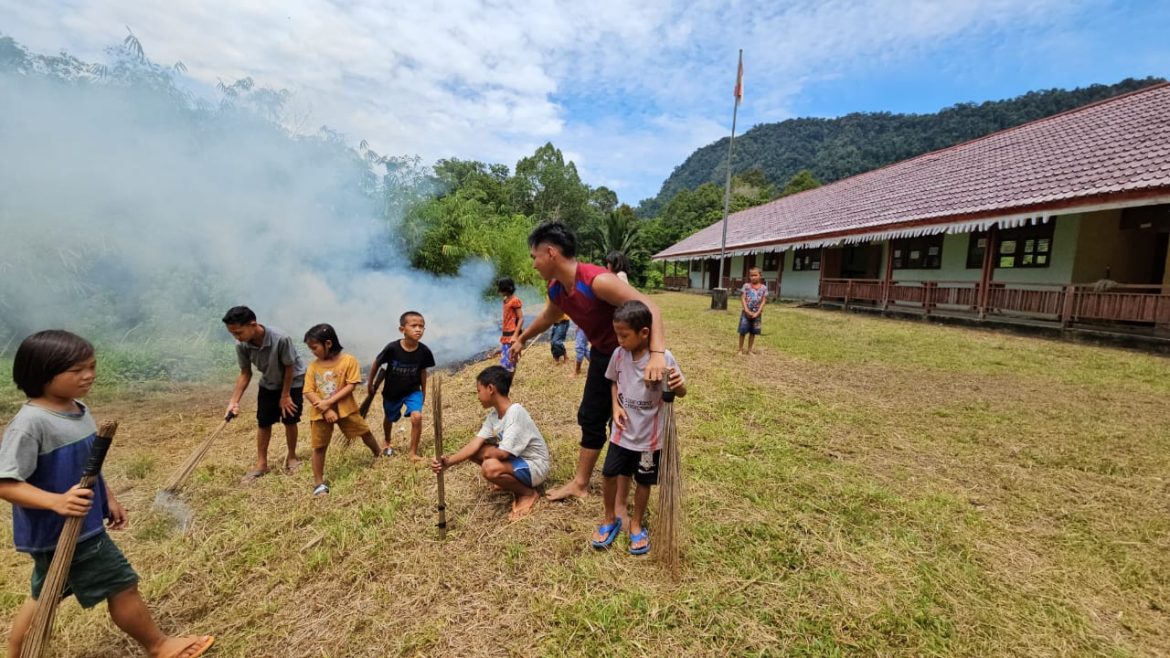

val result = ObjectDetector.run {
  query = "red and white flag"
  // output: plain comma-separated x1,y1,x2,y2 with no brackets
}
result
733,50,744,105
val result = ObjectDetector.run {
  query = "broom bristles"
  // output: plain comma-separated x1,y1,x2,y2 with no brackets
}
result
160,416,232,494
654,400,683,575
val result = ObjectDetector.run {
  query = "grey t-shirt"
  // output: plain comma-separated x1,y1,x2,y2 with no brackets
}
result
235,325,306,390
605,348,682,453
477,403,550,486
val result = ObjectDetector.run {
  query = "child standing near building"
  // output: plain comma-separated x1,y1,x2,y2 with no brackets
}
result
432,366,549,521
738,267,768,355
223,305,307,485
591,301,686,555
498,277,523,372
370,311,435,462
303,324,381,496
1,330,215,658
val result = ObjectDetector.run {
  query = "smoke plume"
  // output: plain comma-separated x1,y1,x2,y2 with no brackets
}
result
0,46,497,374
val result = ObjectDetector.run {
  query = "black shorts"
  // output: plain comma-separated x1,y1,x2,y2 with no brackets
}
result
578,348,613,450
31,533,139,608
602,442,660,486
257,385,303,428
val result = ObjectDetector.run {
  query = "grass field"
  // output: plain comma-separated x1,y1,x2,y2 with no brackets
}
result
2,292,1168,657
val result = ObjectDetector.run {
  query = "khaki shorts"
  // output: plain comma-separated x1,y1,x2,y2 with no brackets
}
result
310,414,371,449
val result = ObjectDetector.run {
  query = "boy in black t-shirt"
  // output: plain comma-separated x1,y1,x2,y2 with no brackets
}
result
369,311,435,461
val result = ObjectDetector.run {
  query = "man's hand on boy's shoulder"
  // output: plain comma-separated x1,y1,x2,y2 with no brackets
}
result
53,484,94,517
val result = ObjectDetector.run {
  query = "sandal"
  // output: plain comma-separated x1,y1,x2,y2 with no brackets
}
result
312,483,330,496
629,527,651,555
238,469,268,485
590,518,623,550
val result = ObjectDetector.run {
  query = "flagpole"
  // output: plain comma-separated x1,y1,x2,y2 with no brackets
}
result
715,49,742,309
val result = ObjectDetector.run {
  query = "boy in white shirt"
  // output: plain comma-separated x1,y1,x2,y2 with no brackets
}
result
432,366,550,521
591,300,686,555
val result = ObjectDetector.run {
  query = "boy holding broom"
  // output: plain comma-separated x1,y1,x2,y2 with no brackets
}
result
431,366,549,521
1,330,214,657
591,301,686,555
222,305,307,484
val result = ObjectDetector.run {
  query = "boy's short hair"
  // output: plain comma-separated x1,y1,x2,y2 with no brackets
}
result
527,221,577,258
476,365,513,396
613,300,652,332
748,266,762,275
222,306,257,325
605,251,629,274
399,311,424,326
12,330,96,398
496,277,516,295
303,323,343,354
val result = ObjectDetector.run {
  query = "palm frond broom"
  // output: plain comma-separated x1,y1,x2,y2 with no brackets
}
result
158,412,234,495
653,380,683,575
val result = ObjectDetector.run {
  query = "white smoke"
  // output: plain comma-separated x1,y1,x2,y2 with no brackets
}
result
0,50,498,371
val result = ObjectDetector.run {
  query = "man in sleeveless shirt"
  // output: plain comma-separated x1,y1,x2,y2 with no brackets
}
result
510,222,668,503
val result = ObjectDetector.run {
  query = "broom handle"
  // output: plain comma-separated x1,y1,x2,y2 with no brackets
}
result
359,365,386,418
161,413,234,493
433,375,447,538
22,421,118,658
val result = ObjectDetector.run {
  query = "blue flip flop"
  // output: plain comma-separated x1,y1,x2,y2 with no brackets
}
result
629,527,651,555
590,518,623,550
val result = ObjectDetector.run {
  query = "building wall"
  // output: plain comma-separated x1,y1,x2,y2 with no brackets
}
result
1072,209,1161,284
688,261,704,289
889,234,977,283
889,216,1079,286
779,251,821,299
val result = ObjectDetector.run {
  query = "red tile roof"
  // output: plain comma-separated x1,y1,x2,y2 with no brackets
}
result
655,83,1170,259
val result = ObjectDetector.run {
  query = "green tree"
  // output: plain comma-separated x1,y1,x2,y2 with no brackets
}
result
780,170,821,197
511,143,591,229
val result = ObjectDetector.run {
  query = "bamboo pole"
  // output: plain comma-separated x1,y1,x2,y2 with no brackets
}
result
21,420,118,658
159,413,234,494
433,374,447,539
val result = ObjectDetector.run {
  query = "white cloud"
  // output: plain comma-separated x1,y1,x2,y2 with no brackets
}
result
0,0,1105,201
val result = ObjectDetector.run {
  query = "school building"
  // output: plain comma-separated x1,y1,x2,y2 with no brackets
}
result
654,83,1170,338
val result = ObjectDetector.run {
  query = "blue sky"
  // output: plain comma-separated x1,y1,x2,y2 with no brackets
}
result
1,0,1167,204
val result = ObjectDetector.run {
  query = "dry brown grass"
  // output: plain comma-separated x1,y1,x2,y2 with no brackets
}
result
2,292,1169,656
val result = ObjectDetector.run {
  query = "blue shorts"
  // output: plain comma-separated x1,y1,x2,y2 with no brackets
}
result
574,327,590,362
383,390,424,422
500,342,516,371
738,311,762,336
508,456,533,487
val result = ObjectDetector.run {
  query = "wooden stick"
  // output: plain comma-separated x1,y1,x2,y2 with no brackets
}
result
358,364,387,419
21,420,118,658
160,413,234,494
433,374,447,539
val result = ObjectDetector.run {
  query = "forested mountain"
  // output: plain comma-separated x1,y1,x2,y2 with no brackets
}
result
639,77,1165,216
